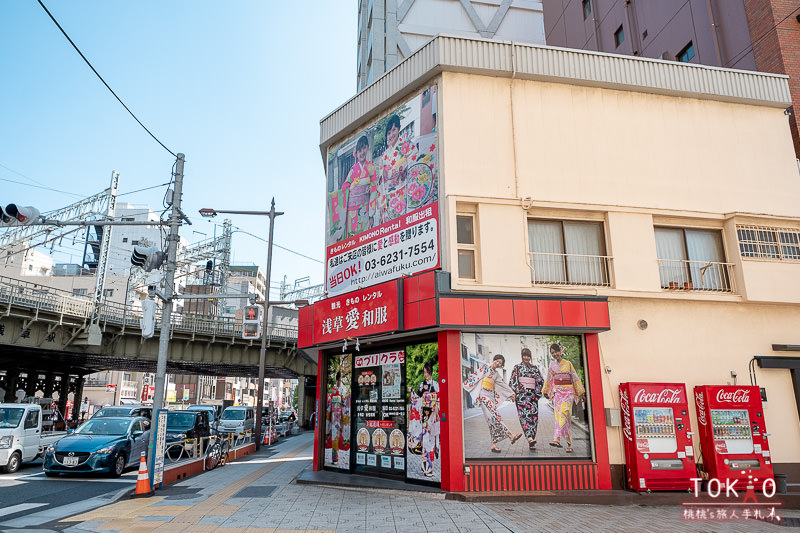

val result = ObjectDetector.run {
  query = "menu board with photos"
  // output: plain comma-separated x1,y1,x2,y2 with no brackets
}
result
353,351,407,475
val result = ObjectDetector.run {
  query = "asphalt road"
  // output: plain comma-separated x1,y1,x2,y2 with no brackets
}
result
0,457,136,530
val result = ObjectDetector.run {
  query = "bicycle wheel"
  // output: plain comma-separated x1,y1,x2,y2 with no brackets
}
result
205,442,221,470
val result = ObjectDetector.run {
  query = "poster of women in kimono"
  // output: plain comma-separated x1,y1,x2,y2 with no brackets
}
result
461,333,591,459
406,342,440,482
324,353,352,469
325,85,439,297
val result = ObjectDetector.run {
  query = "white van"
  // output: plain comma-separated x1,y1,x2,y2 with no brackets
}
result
218,406,254,435
0,403,67,473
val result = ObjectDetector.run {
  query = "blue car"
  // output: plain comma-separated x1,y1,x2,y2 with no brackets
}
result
43,416,150,477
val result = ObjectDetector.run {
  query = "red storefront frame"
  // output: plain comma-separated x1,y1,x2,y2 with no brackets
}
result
305,270,613,492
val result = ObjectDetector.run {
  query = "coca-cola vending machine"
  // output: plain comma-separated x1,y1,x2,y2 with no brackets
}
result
694,385,773,490
619,382,696,491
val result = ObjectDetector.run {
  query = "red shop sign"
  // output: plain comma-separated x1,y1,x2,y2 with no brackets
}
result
314,280,401,344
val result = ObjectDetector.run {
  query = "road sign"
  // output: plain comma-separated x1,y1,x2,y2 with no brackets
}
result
152,409,168,487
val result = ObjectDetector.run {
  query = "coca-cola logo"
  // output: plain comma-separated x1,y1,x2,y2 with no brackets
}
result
695,391,706,426
716,388,750,403
620,390,632,441
633,388,682,404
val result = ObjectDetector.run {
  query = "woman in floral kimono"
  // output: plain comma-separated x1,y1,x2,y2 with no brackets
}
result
377,114,417,223
542,344,585,453
462,354,523,453
509,348,545,450
341,135,378,236
417,363,439,476
328,372,345,464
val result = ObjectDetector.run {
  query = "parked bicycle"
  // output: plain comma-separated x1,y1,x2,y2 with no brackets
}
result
204,438,230,470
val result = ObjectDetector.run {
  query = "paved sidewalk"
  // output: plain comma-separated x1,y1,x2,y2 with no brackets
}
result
27,431,797,533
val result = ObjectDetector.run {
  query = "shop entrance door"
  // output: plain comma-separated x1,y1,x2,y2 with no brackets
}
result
352,351,407,478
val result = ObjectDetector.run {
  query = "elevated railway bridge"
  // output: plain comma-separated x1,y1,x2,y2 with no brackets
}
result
0,275,313,420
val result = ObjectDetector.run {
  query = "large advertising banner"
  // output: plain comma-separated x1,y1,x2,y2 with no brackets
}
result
461,333,590,460
324,354,352,470
406,342,440,482
326,85,439,296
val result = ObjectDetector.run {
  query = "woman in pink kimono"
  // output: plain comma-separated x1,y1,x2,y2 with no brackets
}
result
542,344,585,453
377,114,417,223
328,372,345,464
462,354,522,453
341,135,378,236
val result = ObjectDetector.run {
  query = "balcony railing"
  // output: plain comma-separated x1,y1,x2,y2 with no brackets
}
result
658,259,734,292
529,252,611,287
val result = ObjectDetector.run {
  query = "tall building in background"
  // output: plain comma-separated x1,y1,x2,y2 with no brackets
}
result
357,0,546,90
542,0,800,157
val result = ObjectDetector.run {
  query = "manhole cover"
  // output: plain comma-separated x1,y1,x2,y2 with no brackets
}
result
233,485,278,498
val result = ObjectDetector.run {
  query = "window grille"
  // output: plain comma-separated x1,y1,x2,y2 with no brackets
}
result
737,225,800,261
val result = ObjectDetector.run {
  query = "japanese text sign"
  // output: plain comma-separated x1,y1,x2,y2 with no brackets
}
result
314,280,401,344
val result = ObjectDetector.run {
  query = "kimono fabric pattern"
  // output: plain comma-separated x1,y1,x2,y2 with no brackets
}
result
509,359,544,446
378,135,417,223
342,159,377,236
543,355,585,451
463,361,518,448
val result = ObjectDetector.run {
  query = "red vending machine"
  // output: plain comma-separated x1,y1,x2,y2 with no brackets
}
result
694,385,773,490
619,382,696,491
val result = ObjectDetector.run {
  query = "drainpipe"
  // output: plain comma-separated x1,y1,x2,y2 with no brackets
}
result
705,0,724,66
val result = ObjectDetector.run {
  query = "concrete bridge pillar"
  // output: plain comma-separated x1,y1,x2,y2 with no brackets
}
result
44,372,56,398
70,376,84,422
2,371,18,403
56,374,70,419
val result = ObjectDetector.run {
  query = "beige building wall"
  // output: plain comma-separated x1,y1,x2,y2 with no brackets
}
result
439,71,800,467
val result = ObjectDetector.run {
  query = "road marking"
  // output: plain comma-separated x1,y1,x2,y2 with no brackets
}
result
0,503,47,518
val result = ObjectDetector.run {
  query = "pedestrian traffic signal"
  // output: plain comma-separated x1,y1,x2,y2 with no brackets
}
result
242,304,263,339
1,204,41,226
131,246,166,272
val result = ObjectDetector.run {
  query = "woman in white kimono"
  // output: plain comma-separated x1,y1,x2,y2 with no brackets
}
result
463,354,523,453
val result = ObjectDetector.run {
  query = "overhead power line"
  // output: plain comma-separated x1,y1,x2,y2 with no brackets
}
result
37,0,177,158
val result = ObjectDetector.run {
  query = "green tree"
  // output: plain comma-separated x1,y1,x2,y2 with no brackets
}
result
547,335,584,382
405,342,439,397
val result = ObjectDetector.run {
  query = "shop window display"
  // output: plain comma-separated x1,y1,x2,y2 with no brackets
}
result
406,342,440,482
324,353,352,469
461,333,590,459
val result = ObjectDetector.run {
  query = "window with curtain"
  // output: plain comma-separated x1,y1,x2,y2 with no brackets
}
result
655,228,729,290
527,220,607,285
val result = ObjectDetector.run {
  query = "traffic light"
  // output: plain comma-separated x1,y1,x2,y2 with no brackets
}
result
242,304,263,339
205,260,213,273
1,204,41,226
131,245,166,272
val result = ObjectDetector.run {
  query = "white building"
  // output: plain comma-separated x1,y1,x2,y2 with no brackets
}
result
357,0,545,90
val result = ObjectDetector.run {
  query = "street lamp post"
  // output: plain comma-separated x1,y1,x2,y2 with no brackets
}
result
199,199,283,449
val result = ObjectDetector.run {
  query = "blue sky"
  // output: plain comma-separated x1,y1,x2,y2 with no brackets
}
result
0,1,358,297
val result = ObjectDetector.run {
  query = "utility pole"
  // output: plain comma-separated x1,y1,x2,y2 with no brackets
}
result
147,153,186,478
255,198,282,449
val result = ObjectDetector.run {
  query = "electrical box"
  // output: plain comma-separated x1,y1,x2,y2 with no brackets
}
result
605,407,622,427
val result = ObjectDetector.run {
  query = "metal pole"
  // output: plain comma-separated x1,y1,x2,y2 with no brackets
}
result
147,153,185,477
254,198,283,449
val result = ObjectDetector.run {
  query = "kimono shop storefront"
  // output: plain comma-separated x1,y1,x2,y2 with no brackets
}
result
298,271,614,492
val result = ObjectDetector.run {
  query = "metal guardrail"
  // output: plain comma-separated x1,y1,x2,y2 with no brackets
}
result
657,259,734,292
529,252,612,287
0,275,298,341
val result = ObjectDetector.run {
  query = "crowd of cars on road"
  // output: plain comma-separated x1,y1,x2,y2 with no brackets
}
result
0,401,298,477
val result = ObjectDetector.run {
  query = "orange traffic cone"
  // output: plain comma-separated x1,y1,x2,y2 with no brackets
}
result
131,452,154,498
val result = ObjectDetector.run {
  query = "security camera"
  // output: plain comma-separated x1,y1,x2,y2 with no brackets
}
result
730,371,737,378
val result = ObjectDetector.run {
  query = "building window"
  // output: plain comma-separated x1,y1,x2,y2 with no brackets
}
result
677,41,695,63
73,288,88,296
737,225,800,261
103,289,114,297
614,25,625,47
528,220,609,286
122,238,128,243
457,214,477,280
131,240,139,245
582,0,592,19
655,227,732,291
